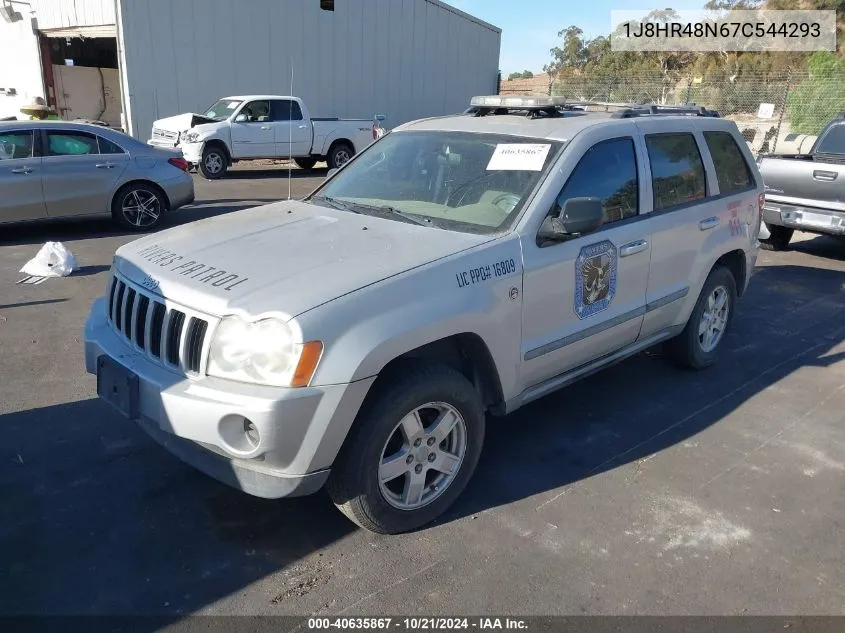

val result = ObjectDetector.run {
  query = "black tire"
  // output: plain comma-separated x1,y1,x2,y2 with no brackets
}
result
199,143,228,179
327,142,354,170
294,157,317,170
666,266,737,370
111,183,167,232
326,362,485,534
760,223,793,251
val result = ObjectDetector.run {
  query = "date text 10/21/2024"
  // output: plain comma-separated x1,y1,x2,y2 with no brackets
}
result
307,617,529,630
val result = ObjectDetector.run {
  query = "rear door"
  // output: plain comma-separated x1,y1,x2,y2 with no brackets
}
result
41,129,130,218
0,129,46,223
636,121,755,338
270,99,312,157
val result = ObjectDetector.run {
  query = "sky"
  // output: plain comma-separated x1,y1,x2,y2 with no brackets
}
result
447,0,711,74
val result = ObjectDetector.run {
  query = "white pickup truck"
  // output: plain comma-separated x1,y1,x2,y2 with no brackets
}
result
148,95,384,179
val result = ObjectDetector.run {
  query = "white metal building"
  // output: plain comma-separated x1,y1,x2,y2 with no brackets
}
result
0,0,501,138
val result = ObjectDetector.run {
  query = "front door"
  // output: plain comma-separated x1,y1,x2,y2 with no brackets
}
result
230,100,274,158
0,129,46,224
41,129,129,217
270,99,312,157
519,134,652,390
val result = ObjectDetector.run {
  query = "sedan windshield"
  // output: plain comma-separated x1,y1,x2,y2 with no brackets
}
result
203,99,243,120
310,131,563,234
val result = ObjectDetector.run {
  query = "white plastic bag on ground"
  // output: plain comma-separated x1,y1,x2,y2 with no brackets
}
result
19,241,78,278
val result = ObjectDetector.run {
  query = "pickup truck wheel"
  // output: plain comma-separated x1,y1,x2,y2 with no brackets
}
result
666,266,737,370
327,142,354,170
294,157,317,170
759,224,793,251
327,363,485,534
199,145,228,179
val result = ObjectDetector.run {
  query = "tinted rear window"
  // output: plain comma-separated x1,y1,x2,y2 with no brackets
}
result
645,133,707,210
704,131,754,194
816,124,845,155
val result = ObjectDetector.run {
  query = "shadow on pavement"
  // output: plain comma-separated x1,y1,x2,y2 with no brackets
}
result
220,167,329,181
789,234,845,262
1,262,843,618
443,263,845,522
0,298,68,310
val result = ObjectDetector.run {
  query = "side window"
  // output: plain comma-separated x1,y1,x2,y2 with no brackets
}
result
240,100,271,122
46,131,99,156
553,137,639,225
97,135,126,155
0,130,34,160
271,100,303,121
703,131,753,194
815,124,845,155
645,133,707,210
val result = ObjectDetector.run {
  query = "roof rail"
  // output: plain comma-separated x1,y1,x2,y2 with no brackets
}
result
610,105,720,119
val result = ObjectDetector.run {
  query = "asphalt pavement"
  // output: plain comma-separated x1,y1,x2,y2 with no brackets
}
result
2,166,844,618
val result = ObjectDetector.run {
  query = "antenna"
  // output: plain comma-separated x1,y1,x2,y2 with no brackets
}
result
287,63,293,201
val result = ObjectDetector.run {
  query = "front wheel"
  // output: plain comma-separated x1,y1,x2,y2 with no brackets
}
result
666,266,737,370
199,144,228,179
327,363,485,534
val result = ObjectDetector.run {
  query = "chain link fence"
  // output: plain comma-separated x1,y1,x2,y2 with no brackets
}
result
501,71,845,155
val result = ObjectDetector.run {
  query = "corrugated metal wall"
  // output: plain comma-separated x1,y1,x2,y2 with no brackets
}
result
117,0,501,139
30,0,115,30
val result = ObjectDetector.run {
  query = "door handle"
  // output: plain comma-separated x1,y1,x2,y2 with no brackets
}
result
11,166,33,174
298,125,308,129
95,163,115,169
813,170,837,181
260,126,271,130
619,239,649,257
699,216,720,231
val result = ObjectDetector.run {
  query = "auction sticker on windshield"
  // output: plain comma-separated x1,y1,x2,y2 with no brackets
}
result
486,144,551,171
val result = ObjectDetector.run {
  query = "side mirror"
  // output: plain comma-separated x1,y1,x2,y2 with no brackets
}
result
326,167,338,179
538,197,604,241
234,113,248,123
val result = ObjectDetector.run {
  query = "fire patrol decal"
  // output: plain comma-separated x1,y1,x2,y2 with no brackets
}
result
574,240,617,319
134,244,249,292
728,201,742,236
455,258,518,288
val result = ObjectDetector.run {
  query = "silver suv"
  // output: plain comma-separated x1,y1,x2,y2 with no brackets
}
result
84,97,764,534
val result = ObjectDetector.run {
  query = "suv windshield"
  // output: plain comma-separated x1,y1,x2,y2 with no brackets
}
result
203,99,243,120
310,131,563,234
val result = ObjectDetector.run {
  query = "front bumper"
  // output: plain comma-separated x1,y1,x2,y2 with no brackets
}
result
763,202,845,236
179,141,204,164
84,296,374,499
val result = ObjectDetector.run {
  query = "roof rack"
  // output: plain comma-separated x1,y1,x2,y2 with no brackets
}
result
466,96,720,119
610,105,720,118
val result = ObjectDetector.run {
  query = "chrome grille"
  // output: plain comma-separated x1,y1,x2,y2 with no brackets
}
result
106,274,211,375
152,127,178,141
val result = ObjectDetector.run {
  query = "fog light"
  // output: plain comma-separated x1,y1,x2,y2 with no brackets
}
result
244,419,260,447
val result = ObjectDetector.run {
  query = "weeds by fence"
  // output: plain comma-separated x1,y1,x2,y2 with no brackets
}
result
500,71,845,154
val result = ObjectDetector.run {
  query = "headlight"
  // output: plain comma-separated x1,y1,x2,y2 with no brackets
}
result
183,131,200,143
207,317,322,388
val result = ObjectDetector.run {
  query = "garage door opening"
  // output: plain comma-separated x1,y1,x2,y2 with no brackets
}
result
41,32,123,130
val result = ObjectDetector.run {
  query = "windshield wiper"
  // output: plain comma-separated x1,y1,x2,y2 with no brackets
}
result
350,203,432,227
310,195,360,214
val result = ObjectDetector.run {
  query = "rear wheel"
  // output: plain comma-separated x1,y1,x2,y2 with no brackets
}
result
760,224,793,251
294,157,317,170
327,142,354,170
199,144,228,179
111,183,167,231
327,363,485,534
666,266,737,370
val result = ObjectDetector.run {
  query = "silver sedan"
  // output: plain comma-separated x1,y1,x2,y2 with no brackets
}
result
0,120,194,232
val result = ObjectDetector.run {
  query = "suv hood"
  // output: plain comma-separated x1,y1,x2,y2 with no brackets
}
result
153,112,219,134
114,200,493,318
